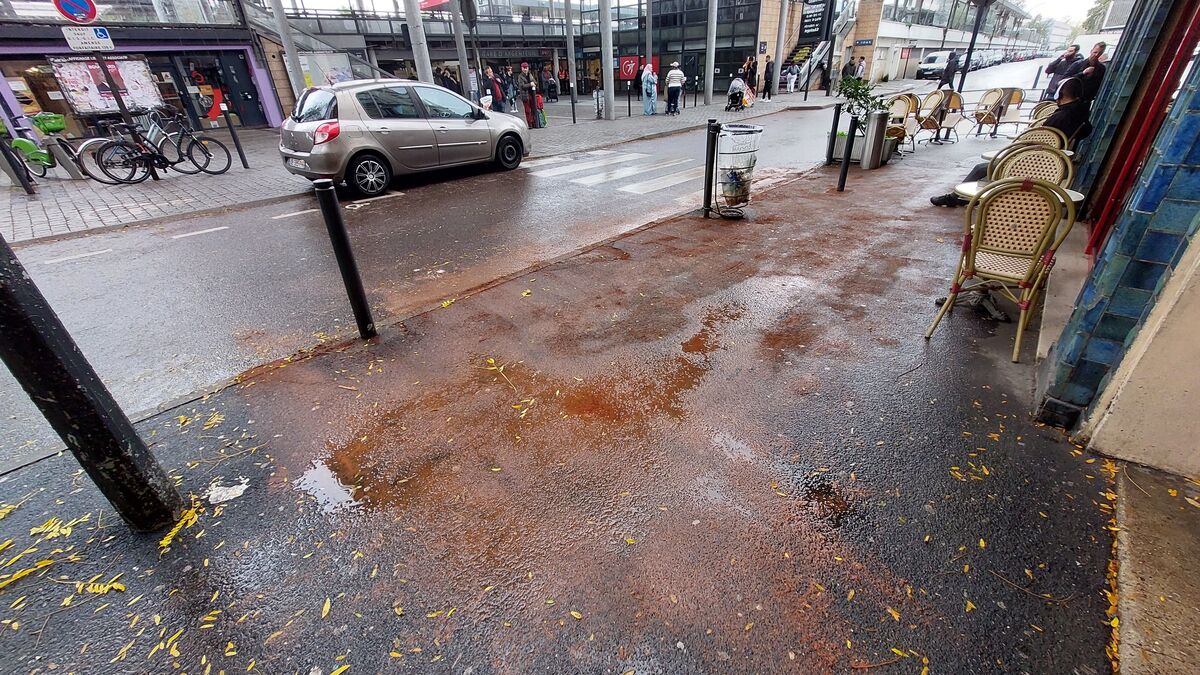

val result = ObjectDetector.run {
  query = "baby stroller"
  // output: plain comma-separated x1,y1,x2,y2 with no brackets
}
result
725,90,746,111
545,78,560,103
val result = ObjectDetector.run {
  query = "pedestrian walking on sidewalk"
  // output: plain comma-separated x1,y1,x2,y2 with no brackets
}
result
665,61,685,115
785,62,799,93
855,57,866,80
516,62,539,127
762,55,774,101
642,63,658,115
480,66,506,112
746,58,759,97
937,51,959,89
502,65,517,112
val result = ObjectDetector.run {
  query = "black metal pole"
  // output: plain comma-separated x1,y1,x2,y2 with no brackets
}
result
837,114,857,192
702,118,718,217
0,135,36,195
804,59,811,101
822,0,835,97
220,108,250,169
826,102,842,165
957,0,989,93
0,236,183,532
313,180,377,339
1031,67,1041,89
570,81,577,123
628,80,632,117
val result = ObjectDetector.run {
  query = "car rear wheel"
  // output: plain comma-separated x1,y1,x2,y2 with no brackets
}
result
346,153,391,197
494,135,522,170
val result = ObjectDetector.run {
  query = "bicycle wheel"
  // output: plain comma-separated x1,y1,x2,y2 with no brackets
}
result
158,134,202,174
188,136,231,175
18,153,47,178
71,139,121,185
95,140,149,184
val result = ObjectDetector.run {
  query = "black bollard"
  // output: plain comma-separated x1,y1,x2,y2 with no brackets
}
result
220,107,250,169
837,115,858,192
313,180,377,339
826,102,842,165
570,81,577,124
627,81,632,117
804,60,811,102
0,235,183,531
703,119,719,217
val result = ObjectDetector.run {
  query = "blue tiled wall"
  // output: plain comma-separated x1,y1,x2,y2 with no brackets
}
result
1041,55,1200,424
1073,0,1176,195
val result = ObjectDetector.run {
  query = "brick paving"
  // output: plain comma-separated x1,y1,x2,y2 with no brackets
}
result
2,91,835,244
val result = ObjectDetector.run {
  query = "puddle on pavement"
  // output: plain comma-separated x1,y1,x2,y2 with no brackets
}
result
296,460,361,513
680,304,745,355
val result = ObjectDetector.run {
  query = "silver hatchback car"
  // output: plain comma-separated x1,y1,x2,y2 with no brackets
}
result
279,79,530,196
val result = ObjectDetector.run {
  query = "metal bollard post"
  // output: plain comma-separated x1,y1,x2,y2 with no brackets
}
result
0,235,183,532
627,81,632,117
220,106,250,169
693,77,699,108
702,118,719,217
1032,67,1041,90
837,115,858,192
313,180,377,339
570,81,577,124
0,136,36,195
826,102,842,165
804,60,811,102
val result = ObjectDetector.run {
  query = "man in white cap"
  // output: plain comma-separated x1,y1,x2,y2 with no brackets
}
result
665,61,686,116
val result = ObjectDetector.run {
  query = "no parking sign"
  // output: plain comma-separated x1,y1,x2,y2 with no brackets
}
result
53,0,98,24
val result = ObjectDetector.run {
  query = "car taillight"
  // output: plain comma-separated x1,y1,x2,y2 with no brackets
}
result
313,120,340,145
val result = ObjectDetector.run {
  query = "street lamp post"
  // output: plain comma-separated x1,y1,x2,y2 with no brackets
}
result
703,0,717,104
957,0,995,93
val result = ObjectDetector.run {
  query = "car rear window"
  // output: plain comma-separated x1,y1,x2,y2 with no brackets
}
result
294,89,338,122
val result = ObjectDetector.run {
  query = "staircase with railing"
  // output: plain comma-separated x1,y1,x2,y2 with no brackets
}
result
239,0,393,80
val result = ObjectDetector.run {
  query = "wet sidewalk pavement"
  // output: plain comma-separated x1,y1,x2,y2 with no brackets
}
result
0,142,1113,672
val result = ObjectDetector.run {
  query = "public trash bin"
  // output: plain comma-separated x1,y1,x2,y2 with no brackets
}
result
714,123,764,217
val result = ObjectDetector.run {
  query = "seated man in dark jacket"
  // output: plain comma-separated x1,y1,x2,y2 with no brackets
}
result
931,78,1090,207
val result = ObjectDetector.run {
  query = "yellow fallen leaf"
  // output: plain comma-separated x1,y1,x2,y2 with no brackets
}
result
331,666,350,675
520,290,532,297
322,597,331,618
624,537,636,545
979,538,987,549
1185,497,1200,510
847,589,855,601
886,606,900,621
1167,488,1178,497
965,600,977,612
570,610,583,620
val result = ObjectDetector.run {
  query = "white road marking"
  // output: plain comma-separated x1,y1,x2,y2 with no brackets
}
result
520,156,572,169
349,191,405,204
587,150,617,155
171,226,229,239
271,208,318,220
619,166,707,194
571,158,694,186
43,249,112,265
531,153,648,177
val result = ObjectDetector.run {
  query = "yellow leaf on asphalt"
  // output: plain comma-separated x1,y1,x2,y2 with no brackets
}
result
1185,497,1200,509
979,538,987,549
847,589,855,601
570,611,583,620
886,606,900,622
624,537,636,545
331,666,349,675
965,600,977,613
521,290,532,297
322,597,331,618
1167,489,1178,497
1110,617,1120,627
393,606,404,616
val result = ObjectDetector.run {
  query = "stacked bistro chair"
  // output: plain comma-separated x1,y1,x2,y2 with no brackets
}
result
992,145,1074,187
1029,101,1057,122
972,88,1006,136
925,178,1077,362
885,95,919,153
1012,125,1069,150
916,89,948,144
938,90,966,142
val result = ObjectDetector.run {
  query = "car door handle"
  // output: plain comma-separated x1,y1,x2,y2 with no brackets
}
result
373,128,389,133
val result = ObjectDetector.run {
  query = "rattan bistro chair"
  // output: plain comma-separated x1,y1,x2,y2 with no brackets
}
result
972,88,1005,135
998,88,1026,130
1029,101,1057,122
1012,126,1069,149
993,145,1074,187
886,95,918,152
916,89,947,144
925,178,1077,362
939,91,966,142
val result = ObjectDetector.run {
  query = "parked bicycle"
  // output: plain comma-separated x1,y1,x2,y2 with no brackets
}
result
142,107,232,177
3,112,118,184
94,114,231,184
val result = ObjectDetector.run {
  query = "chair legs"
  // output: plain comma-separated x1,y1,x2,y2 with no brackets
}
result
925,276,962,339
1012,302,1032,362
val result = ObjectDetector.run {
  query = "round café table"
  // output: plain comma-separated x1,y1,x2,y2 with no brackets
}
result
954,180,1084,204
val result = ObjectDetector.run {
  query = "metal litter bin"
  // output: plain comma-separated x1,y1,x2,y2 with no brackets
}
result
714,123,763,218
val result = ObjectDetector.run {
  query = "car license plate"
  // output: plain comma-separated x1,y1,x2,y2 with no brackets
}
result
287,158,307,169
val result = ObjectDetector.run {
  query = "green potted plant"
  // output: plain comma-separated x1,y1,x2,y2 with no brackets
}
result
832,77,896,165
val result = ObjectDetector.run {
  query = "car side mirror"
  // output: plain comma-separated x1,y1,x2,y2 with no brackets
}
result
474,108,487,120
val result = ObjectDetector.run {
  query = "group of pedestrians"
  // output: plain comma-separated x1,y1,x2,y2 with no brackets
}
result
636,61,689,115
475,63,548,128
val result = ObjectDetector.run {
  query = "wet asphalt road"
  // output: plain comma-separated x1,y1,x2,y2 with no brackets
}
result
1,109,833,472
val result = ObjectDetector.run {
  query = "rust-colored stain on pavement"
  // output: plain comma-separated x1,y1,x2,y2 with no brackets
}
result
0,153,1112,673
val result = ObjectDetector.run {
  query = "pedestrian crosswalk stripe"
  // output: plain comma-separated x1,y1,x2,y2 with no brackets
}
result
619,166,707,194
520,156,572,169
571,158,694,186
530,153,648,177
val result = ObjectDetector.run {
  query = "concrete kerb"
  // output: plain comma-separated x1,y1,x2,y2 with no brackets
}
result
1,164,826,477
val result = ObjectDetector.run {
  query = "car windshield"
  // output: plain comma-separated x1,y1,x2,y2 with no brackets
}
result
293,89,337,122
923,55,944,64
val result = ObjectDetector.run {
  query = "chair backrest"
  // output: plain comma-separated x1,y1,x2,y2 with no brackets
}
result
985,142,1038,178
887,95,911,120
903,93,921,115
1031,101,1057,120
1013,126,1068,149
917,89,946,128
1008,89,1025,106
966,179,1074,279
1028,118,1046,128
944,91,965,111
994,145,1074,187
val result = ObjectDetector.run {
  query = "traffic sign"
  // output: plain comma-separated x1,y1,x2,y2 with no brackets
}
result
62,26,113,51
53,0,98,24
618,55,639,81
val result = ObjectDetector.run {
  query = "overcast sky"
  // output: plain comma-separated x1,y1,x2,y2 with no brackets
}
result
1019,0,1094,23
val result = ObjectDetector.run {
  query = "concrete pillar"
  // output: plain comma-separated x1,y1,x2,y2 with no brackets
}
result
450,0,472,89
268,0,307,97
645,0,653,68
565,0,579,103
402,0,435,83
703,0,717,104
599,0,616,119
771,0,788,96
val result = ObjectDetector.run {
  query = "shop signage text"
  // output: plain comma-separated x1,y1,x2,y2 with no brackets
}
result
53,0,98,24
854,39,874,46
62,26,113,52
800,2,825,39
